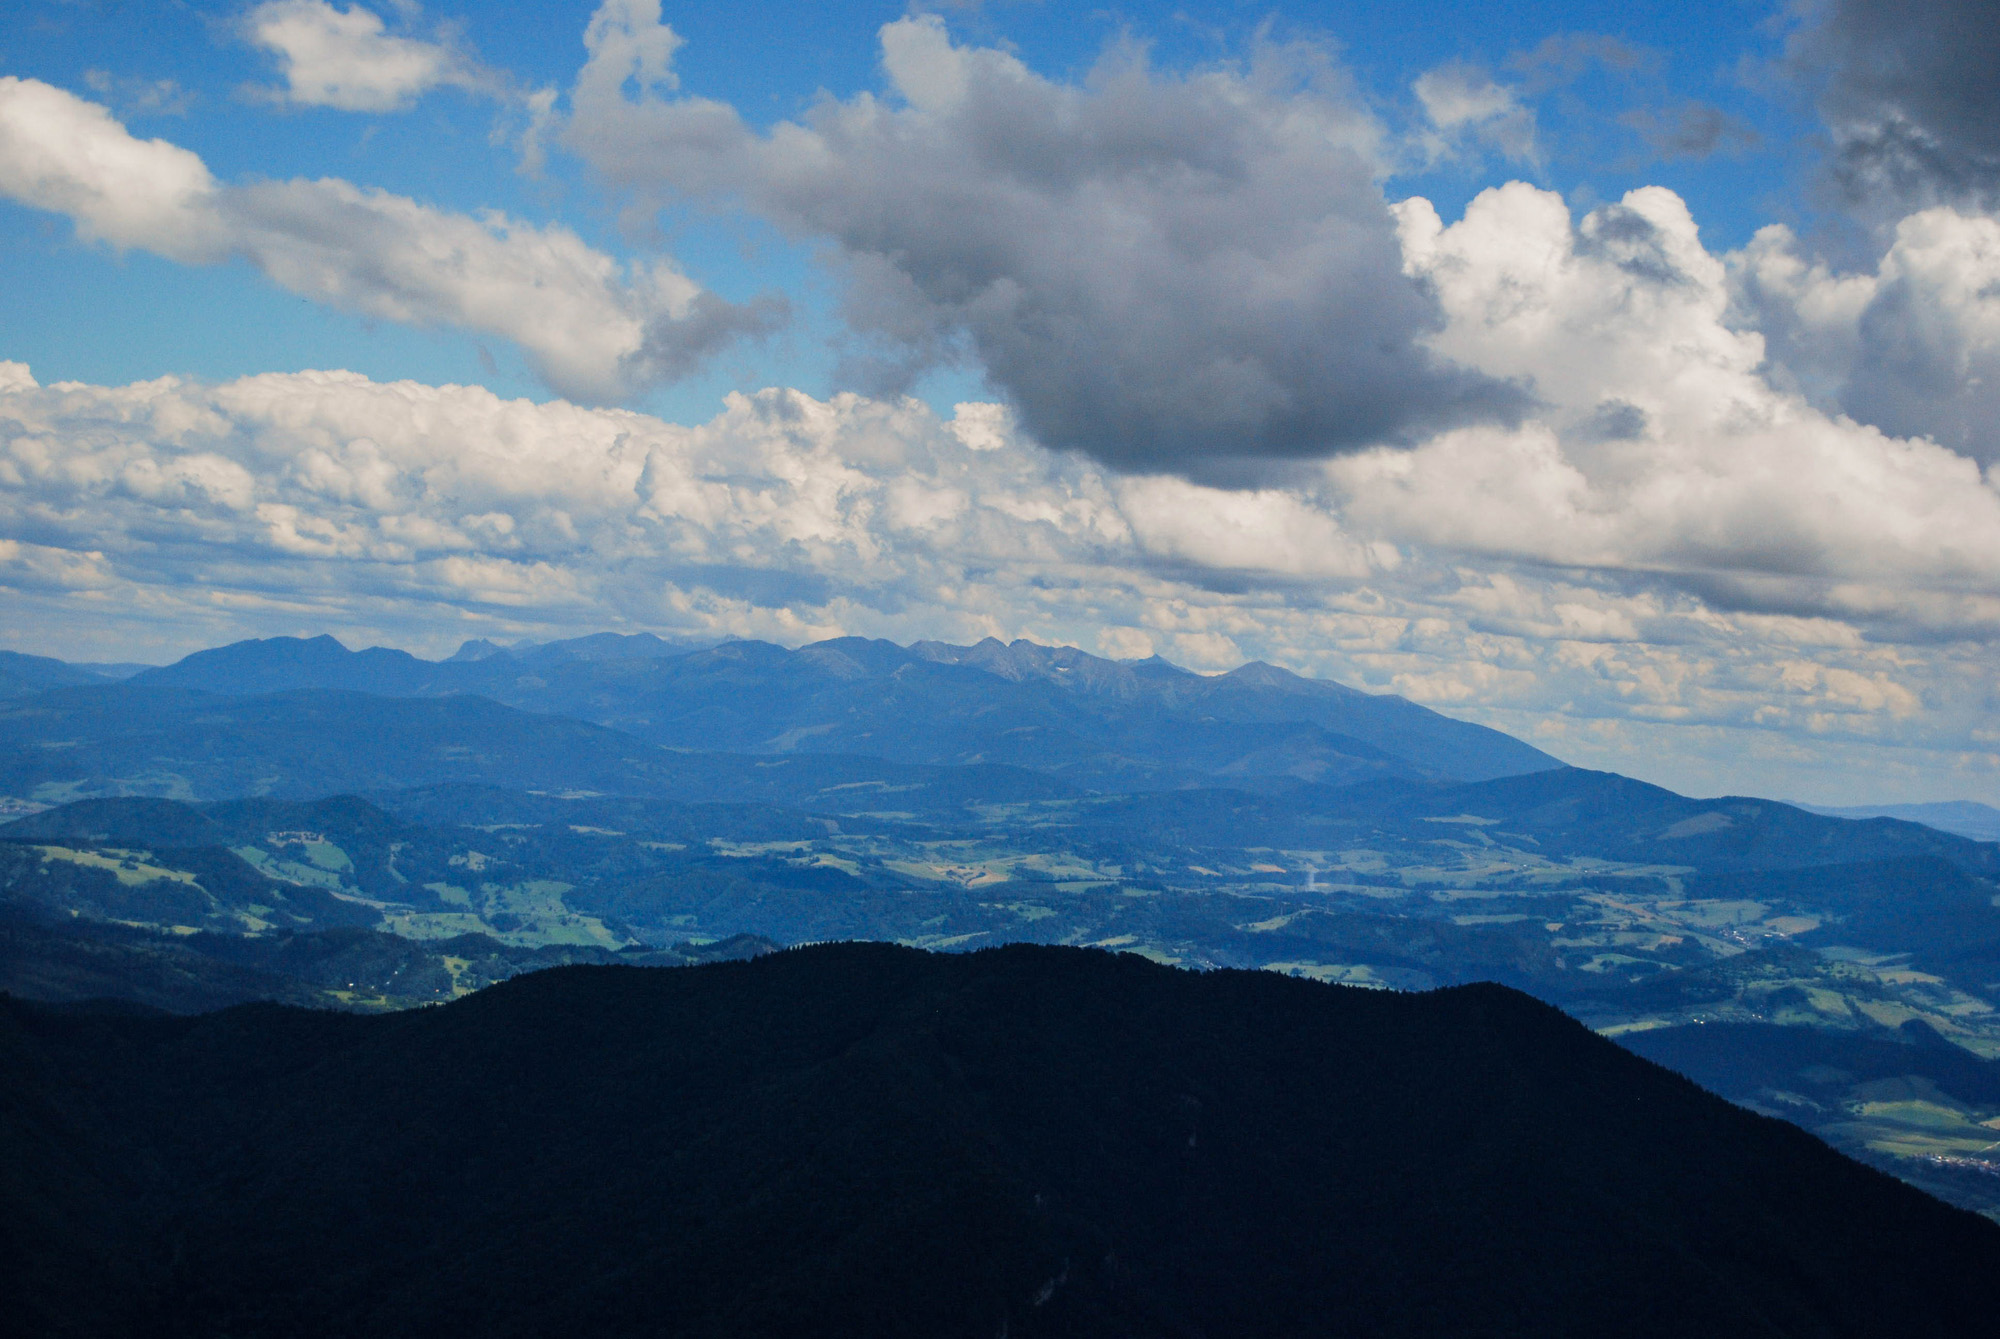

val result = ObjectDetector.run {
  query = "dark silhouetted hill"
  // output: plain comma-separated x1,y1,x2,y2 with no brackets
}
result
4,943,1996,1337
0,904,775,1014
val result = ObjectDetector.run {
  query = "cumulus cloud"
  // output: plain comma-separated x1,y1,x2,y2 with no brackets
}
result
0,76,225,262
1358,183,2000,602
1733,207,2000,464
1785,0,2000,212
0,366,1163,655
220,177,784,399
3,321,1997,801
243,0,493,112
561,3,1519,478
1114,476,1383,581
0,77,780,400
1412,63,1538,165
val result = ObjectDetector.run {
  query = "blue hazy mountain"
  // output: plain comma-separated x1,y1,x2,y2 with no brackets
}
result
1797,800,2000,844
0,686,1078,810
8,728,1998,1049
0,649,129,698
125,633,1560,786
1057,767,2000,875
4,682,1989,878
125,635,442,695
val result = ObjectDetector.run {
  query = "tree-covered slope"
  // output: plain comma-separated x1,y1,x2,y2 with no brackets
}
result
4,943,1996,1337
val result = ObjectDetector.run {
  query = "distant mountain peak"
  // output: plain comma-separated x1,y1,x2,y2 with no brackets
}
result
46,628,1562,788
132,634,433,695
0,649,107,699
449,638,511,662
911,636,1150,687
1123,655,1196,679
1222,660,1309,689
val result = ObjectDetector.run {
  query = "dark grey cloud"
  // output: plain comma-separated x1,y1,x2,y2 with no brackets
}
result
630,290,791,387
565,12,1522,481
1504,33,1651,89
1840,258,2000,464
1787,0,2000,210
1618,103,1760,161
1732,208,2000,468
1576,201,1698,286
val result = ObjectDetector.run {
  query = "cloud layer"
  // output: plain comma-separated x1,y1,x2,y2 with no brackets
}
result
5,159,1998,805
0,75,780,401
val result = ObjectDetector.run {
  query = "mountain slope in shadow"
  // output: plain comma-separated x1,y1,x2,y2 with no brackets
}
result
0,686,1076,809
126,633,1561,785
5,943,1995,1338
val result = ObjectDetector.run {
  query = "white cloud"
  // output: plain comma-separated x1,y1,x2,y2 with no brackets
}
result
244,0,486,112
1361,183,2000,596
1412,63,1537,165
0,77,778,400
0,76,225,262
1095,625,1155,660
81,70,195,119
221,177,736,400
1116,476,1381,580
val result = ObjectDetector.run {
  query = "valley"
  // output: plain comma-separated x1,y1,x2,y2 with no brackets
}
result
5,633,2000,1221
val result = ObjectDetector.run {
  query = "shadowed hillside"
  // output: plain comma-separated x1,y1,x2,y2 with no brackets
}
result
4,943,1996,1337
0,687,1077,808
125,633,1562,787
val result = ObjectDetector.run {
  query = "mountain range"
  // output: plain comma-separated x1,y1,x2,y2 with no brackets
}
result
6,630,2000,1229
116,633,1560,787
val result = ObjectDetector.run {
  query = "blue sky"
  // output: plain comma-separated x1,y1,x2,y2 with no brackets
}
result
4,0,1810,405
2,0,1998,807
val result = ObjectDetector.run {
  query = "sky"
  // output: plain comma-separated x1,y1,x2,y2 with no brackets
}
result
1,0,1998,807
